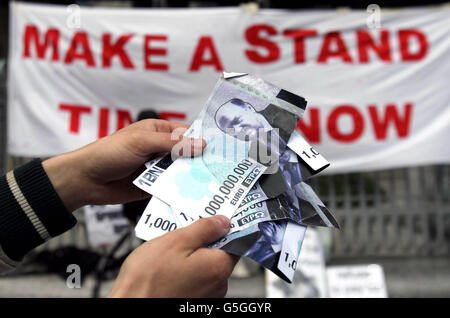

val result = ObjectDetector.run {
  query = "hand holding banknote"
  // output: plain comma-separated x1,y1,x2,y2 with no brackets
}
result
109,215,239,298
133,73,339,284
41,118,240,297
43,119,205,211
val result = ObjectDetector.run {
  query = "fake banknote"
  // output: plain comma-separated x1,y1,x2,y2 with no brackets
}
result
208,219,306,283
252,131,331,202
229,182,339,234
135,198,307,283
132,72,339,283
134,197,180,242
134,73,307,219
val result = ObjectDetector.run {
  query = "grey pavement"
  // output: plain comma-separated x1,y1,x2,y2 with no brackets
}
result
2,257,450,297
0,265,266,298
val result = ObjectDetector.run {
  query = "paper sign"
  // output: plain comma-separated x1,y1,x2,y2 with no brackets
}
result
326,264,388,298
84,204,129,248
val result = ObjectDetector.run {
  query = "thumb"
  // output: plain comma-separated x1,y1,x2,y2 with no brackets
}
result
177,216,230,252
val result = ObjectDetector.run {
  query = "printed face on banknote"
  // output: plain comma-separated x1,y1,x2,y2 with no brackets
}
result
240,221,285,267
215,98,271,140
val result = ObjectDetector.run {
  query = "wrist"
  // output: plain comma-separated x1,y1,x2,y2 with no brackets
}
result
108,257,158,297
109,272,153,298
42,152,88,212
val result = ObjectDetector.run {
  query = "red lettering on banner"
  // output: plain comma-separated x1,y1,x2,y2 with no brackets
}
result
399,30,428,61
327,105,364,142
159,111,187,121
189,36,223,71
102,34,135,69
368,103,413,140
64,32,96,67
98,107,109,138
117,110,134,130
57,102,414,144
59,103,92,134
317,32,353,63
23,25,59,61
297,108,321,143
144,35,169,71
59,104,189,136
283,29,318,64
22,25,430,67
245,24,280,63
357,30,391,63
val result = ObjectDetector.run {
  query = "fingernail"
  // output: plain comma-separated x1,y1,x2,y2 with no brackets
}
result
214,215,230,230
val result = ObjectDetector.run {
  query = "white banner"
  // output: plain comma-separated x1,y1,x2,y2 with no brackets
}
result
7,2,450,173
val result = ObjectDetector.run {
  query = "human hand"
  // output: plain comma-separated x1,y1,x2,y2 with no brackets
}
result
42,119,204,211
109,215,239,298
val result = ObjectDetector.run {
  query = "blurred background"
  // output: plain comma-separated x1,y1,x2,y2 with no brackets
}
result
0,0,449,298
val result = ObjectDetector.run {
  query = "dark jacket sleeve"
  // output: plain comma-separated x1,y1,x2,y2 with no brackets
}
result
0,159,77,273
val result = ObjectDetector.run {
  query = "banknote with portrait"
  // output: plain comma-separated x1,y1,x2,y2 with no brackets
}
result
208,219,307,283
133,73,307,220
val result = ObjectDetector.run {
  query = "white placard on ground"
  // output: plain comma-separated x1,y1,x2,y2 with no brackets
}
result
326,264,388,298
84,204,129,248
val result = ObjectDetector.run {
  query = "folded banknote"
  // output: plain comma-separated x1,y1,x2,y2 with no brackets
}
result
228,182,338,235
134,73,307,220
208,218,307,283
133,72,338,283
235,130,331,213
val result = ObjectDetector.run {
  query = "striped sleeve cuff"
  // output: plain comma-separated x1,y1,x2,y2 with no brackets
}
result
0,159,77,265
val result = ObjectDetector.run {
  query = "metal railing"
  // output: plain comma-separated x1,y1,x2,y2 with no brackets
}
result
309,165,450,258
